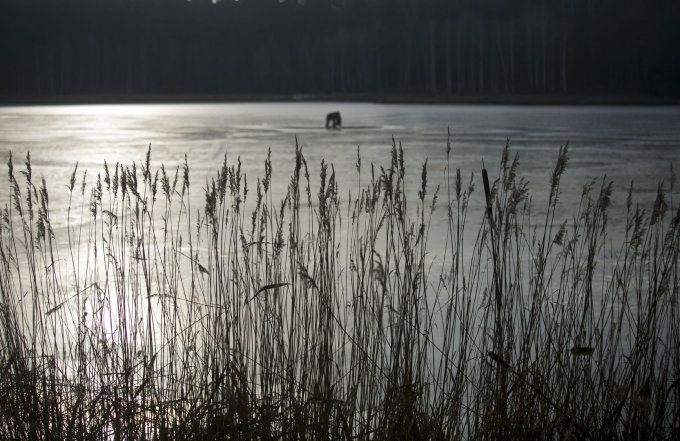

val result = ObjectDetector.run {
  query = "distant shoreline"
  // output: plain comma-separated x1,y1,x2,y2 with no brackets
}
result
1,93,679,106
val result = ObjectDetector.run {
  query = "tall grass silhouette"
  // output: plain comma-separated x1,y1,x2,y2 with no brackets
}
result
1,134,678,440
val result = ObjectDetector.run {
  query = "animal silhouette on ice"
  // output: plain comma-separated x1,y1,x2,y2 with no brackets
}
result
326,111,342,129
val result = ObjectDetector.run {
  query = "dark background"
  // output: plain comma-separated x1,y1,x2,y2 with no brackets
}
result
1,0,679,99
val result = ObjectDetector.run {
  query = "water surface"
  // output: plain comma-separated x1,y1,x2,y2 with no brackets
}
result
1,102,679,237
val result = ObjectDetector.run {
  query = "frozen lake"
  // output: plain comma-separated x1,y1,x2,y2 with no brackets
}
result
1,102,679,242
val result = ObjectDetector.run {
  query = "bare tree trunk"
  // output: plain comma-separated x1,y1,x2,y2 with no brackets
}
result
376,54,383,92
509,20,515,94
339,29,346,92
541,22,547,91
445,17,452,95
402,30,413,90
457,24,464,92
478,20,485,93
561,29,568,91
495,21,510,94
528,34,533,91
429,21,437,93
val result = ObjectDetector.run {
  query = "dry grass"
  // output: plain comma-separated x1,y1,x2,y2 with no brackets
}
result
1,134,678,440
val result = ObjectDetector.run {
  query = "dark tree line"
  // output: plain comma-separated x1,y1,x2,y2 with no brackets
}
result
1,0,678,97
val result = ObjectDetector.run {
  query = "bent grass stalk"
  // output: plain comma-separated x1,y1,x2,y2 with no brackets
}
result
0,137,678,440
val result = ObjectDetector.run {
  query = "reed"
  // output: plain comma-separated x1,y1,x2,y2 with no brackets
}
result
0,136,678,440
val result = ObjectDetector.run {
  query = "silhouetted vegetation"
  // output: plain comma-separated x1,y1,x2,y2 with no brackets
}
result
1,0,678,97
1,136,679,439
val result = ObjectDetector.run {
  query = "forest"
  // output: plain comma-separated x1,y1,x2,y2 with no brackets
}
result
0,0,678,97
